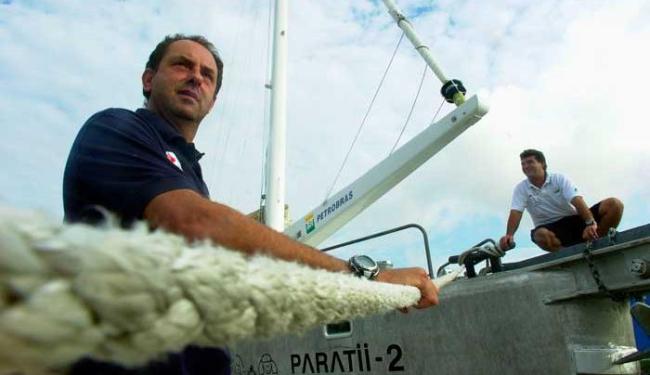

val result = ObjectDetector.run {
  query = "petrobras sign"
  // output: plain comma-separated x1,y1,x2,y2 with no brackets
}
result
317,191,354,223
304,190,354,235
304,213,316,234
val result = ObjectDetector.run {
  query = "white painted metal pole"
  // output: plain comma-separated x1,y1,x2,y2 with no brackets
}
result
382,0,447,83
382,0,465,105
264,0,288,231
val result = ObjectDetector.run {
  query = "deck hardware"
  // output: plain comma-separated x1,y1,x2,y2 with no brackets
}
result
440,79,467,104
630,259,649,278
607,227,618,246
444,239,510,278
321,223,434,278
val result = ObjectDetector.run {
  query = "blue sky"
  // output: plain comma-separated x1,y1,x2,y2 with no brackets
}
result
1,0,649,272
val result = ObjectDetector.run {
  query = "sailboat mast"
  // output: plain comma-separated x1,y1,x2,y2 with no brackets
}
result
264,0,288,231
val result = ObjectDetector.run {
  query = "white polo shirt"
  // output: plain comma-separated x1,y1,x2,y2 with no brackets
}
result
511,172,580,227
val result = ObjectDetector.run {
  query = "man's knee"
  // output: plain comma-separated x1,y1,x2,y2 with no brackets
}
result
600,197,624,217
534,228,561,251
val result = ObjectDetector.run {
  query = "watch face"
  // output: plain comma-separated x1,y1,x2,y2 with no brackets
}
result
355,255,376,268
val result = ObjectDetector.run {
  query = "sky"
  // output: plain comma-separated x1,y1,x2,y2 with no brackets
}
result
1,0,649,274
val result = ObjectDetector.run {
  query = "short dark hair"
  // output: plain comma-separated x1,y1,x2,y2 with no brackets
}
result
520,149,547,170
143,34,224,99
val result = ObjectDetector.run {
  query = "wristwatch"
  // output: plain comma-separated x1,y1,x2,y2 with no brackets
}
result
585,218,596,226
348,255,380,280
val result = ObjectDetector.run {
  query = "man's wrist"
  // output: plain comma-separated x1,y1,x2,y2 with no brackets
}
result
584,218,596,226
348,255,380,280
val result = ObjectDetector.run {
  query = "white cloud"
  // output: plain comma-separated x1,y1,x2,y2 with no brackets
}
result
1,0,648,269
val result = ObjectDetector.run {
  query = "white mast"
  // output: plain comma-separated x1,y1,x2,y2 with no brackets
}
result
264,0,288,231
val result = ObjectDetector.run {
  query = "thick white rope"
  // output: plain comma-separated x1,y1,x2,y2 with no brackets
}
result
0,206,422,373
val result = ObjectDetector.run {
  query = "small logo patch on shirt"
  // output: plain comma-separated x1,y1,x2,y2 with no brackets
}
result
165,151,183,171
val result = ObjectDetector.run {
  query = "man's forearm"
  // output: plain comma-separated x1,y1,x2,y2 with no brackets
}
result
203,201,349,272
145,189,440,309
144,189,349,273
571,196,593,222
506,219,518,235
506,210,523,235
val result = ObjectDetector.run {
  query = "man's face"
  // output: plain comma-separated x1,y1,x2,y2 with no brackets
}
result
520,156,545,179
142,40,218,126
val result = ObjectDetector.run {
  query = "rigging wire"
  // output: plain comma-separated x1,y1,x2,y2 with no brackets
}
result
388,62,427,156
234,0,266,206
323,31,405,202
209,0,258,201
430,99,446,130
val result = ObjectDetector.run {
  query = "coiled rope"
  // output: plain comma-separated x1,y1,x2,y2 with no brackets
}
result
0,206,420,373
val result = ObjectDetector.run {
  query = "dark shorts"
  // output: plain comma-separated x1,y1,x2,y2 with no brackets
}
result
531,203,602,248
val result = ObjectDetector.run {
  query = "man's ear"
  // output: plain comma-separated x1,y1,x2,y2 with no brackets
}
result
142,68,155,96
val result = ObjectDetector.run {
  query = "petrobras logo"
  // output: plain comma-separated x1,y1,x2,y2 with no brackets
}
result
165,151,183,171
305,212,315,234
317,191,353,223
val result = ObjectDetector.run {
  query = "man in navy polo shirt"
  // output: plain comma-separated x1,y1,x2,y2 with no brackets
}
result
64,34,440,374
499,149,624,252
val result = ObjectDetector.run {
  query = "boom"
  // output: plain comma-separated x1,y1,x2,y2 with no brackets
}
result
284,0,488,245
285,95,488,246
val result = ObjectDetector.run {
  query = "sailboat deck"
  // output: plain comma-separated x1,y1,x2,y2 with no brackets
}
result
503,223,650,272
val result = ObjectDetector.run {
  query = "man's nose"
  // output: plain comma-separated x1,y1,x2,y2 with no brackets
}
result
187,67,204,86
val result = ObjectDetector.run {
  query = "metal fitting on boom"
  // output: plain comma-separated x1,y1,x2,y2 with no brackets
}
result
441,79,466,106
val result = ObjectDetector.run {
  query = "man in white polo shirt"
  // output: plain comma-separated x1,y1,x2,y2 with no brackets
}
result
499,149,624,252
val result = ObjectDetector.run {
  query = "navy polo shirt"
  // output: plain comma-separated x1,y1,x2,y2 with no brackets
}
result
64,108,209,224
63,108,230,374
